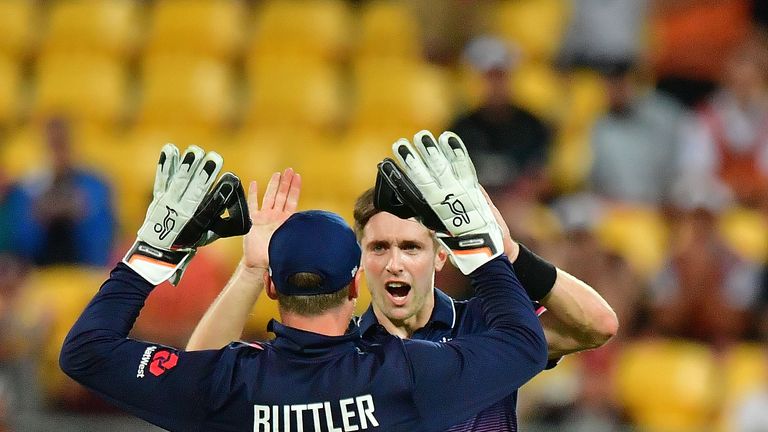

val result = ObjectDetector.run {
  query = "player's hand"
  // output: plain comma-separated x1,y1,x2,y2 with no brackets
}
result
479,185,519,259
377,130,504,274
242,168,301,273
123,144,251,285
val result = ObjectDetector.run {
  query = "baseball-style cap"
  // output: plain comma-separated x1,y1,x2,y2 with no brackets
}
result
268,210,361,296
463,35,518,73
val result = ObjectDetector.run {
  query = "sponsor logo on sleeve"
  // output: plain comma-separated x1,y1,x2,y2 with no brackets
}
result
149,350,179,376
136,346,178,378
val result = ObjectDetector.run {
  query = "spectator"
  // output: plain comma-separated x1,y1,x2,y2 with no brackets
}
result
557,0,648,73
450,36,553,199
650,0,752,107
676,33,768,208
649,180,762,348
4,117,115,267
588,61,685,206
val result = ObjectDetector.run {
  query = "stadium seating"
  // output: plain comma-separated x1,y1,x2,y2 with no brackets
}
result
40,0,139,60
136,54,234,133
32,52,127,127
13,266,108,405
355,0,422,61
248,0,353,62
145,0,246,61
0,55,22,127
244,58,345,134
718,206,768,263
595,205,670,278
492,0,571,62
350,59,454,135
615,338,718,431
0,0,38,60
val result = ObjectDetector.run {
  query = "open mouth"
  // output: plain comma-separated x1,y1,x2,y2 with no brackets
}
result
385,282,411,304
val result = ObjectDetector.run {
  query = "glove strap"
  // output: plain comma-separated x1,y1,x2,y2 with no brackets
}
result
438,233,500,257
123,240,192,285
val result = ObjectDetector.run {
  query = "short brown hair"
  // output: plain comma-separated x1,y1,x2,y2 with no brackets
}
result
276,272,351,315
352,187,441,250
353,187,380,241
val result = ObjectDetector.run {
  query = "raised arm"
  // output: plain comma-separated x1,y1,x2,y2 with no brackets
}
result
483,188,618,358
407,256,548,430
60,144,250,431
186,168,301,350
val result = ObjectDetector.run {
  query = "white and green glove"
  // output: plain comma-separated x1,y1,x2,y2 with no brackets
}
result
375,130,504,275
123,144,251,285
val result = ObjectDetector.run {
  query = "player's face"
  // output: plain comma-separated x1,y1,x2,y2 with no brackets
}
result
360,212,446,329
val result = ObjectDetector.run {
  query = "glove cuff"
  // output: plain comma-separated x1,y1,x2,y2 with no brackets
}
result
122,240,192,285
438,230,503,275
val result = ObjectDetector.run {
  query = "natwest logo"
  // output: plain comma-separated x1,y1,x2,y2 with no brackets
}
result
149,350,178,377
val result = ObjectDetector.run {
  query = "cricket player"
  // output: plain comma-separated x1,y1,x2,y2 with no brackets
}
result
59,142,547,431
188,131,618,431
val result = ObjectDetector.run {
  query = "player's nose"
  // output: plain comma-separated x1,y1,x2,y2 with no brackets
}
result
384,249,404,274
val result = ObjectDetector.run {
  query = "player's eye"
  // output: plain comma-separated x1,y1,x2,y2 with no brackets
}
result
401,242,421,253
369,242,387,254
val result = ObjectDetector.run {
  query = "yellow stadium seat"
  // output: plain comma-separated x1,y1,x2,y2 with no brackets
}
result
510,60,566,122
0,55,22,126
549,126,592,194
0,125,46,181
14,265,108,403
492,0,571,62
137,54,234,132
0,122,117,181
718,206,768,263
41,0,139,59
350,59,454,135
722,343,768,408
244,58,345,133
355,0,422,61
33,52,127,126
222,127,291,186
248,0,353,62
615,339,718,432
146,0,246,61
0,0,38,59
595,205,670,278
561,69,609,131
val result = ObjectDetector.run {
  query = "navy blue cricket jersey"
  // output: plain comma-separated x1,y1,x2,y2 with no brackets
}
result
360,289,550,432
60,257,546,432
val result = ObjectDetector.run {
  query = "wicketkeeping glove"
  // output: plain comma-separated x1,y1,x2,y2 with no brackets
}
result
123,144,251,285
374,130,504,274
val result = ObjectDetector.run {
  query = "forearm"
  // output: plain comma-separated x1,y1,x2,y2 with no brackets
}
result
186,260,265,350
539,269,618,357
506,239,618,357
60,263,154,376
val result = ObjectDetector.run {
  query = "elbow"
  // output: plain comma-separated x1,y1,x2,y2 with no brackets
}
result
531,324,550,371
59,337,78,378
58,332,95,380
584,307,619,348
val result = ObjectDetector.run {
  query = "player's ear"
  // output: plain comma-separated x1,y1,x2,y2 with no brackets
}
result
348,270,361,300
434,245,448,272
264,272,279,300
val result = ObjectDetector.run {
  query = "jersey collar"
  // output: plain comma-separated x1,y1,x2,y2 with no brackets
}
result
268,319,361,355
358,288,457,336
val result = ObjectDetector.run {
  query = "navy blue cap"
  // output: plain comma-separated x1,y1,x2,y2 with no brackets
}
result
268,210,361,296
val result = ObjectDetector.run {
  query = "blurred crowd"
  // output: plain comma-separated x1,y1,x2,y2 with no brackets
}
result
1,0,768,431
